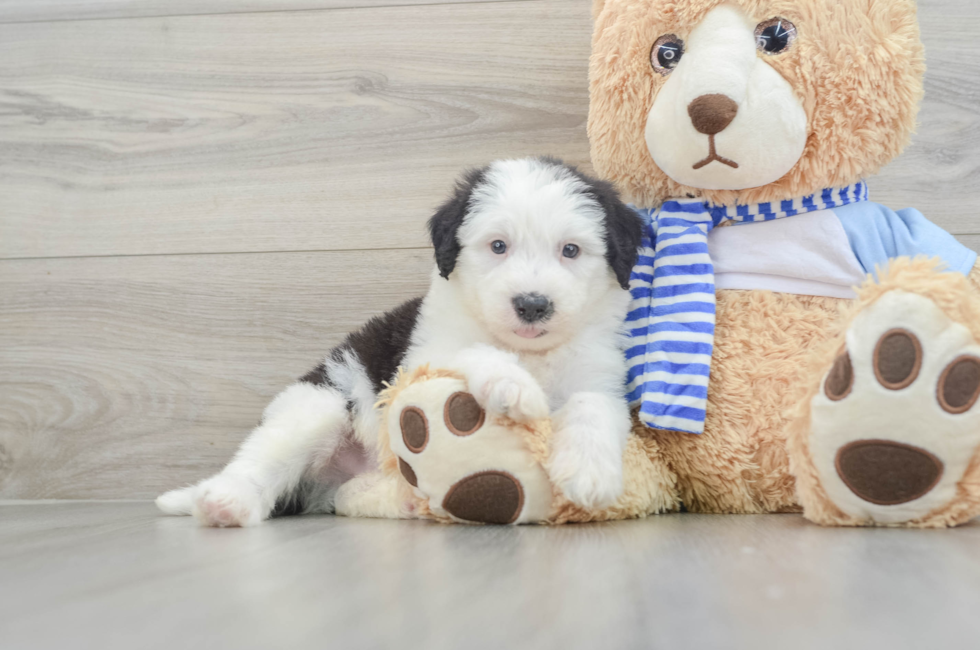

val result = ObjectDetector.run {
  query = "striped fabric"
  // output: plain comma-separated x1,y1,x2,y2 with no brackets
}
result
626,182,869,434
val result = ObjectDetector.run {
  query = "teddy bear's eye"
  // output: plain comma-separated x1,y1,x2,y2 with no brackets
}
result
651,34,685,76
755,18,797,54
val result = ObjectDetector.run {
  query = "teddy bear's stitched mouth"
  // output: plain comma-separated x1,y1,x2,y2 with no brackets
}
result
692,134,739,170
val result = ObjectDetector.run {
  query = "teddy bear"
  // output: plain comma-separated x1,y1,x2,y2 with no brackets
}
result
338,0,980,528
587,0,980,527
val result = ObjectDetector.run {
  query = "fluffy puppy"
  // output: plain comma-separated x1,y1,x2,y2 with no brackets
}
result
156,157,643,526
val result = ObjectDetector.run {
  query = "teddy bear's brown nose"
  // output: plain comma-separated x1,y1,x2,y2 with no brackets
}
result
688,94,739,135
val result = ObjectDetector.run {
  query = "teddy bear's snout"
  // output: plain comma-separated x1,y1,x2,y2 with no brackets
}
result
688,94,738,135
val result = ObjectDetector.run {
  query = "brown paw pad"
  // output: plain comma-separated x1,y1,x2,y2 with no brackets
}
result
400,406,428,453
835,440,944,505
873,328,922,390
444,392,485,436
824,350,854,401
442,471,524,524
938,355,980,414
398,458,418,487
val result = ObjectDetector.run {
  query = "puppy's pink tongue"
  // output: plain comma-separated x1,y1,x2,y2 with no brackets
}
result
514,327,545,339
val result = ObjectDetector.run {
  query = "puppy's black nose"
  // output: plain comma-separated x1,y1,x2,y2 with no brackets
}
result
512,293,554,324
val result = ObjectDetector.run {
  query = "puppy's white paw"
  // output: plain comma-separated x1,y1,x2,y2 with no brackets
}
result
191,474,267,528
548,432,624,509
479,372,550,423
455,345,550,422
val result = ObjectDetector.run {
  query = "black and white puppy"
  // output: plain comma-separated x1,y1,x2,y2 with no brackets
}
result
156,157,643,526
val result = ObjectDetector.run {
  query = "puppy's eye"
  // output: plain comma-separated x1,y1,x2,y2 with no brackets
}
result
651,34,684,76
755,18,797,54
562,244,580,259
491,240,507,255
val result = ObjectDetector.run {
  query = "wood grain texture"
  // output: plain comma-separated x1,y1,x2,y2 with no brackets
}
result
0,0,524,24
3,503,980,650
2,0,980,502
0,249,432,499
0,0,593,260
869,10,980,232
2,2,980,262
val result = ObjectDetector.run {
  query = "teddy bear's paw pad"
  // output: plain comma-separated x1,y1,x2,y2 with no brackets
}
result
938,356,980,414
399,406,429,452
398,458,418,487
387,375,552,524
835,440,943,506
810,290,980,524
444,392,485,434
442,470,524,524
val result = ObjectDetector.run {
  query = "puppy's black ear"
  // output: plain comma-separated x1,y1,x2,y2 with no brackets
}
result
585,178,644,290
427,167,486,280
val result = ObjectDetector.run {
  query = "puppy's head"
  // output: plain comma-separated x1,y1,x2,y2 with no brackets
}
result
428,158,642,352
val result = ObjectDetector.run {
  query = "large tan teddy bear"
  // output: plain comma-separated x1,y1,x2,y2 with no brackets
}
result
588,0,980,527
340,0,980,528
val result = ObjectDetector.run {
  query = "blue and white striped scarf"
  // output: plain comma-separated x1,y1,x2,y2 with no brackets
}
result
626,182,869,434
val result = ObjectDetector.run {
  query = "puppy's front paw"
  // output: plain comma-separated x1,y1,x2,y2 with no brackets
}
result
548,433,624,509
455,345,549,422
192,474,266,528
479,372,550,423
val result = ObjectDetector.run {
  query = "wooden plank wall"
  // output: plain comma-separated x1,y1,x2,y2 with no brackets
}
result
1,0,978,499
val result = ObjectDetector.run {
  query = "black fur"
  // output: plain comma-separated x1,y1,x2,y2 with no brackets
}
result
560,160,644,290
298,362,337,390
300,296,423,393
427,166,488,280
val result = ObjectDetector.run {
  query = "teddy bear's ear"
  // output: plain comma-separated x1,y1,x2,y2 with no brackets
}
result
427,166,487,280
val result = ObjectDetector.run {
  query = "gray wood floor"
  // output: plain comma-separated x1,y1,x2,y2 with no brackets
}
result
1,0,979,501
2,501,979,650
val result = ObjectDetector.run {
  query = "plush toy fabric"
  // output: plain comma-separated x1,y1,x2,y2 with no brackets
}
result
342,0,980,528
588,0,980,526
336,366,677,524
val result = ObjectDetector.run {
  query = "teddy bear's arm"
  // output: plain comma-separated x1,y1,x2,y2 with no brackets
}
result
833,201,977,277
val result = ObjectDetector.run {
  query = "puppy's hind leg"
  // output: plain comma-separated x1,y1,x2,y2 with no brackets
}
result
156,382,350,527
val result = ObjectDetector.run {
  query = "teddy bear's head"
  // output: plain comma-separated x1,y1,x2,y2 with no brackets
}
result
588,0,925,208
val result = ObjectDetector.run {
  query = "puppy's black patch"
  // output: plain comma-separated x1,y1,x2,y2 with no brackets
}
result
558,159,643,290
271,482,309,517
300,296,423,394
428,167,488,280
299,362,337,390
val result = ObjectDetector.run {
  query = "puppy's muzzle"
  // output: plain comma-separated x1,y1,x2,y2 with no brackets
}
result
512,293,554,324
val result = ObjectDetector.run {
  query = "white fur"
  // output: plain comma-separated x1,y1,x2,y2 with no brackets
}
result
645,5,808,190
157,383,350,527
157,158,635,525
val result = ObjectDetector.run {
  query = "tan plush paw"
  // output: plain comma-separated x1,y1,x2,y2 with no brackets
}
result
808,290,980,525
386,374,553,524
